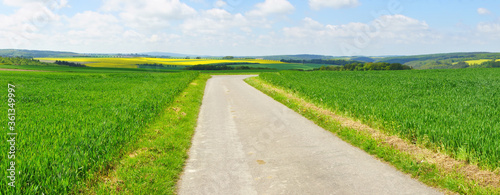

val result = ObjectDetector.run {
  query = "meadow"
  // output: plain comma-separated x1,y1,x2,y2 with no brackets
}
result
0,71,198,194
258,69,500,169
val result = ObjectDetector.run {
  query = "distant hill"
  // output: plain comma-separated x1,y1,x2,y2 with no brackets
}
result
141,52,207,58
376,52,491,64
259,54,343,61
2,49,500,70
376,52,500,69
351,56,375,62
0,49,79,58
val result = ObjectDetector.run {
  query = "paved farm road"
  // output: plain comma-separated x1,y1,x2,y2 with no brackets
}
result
178,75,441,195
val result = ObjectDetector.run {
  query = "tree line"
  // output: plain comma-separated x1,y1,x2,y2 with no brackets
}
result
137,63,178,68
54,60,86,67
281,59,359,65
0,56,52,66
184,65,273,70
476,60,500,68
314,62,412,71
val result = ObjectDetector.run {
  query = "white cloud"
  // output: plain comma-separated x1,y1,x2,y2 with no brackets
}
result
3,0,69,8
0,2,64,48
181,8,251,35
309,0,360,10
64,11,123,47
377,14,429,32
68,11,118,30
101,0,196,29
284,15,430,40
247,0,295,17
214,0,227,8
477,22,500,34
282,15,436,55
477,8,491,15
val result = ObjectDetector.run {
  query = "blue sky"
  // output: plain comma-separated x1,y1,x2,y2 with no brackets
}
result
0,0,499,56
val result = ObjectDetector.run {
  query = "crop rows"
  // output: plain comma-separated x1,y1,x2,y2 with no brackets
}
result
1,71,198,194
259,69,500,169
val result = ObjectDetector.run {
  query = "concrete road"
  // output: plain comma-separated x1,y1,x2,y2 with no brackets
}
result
178,75,441,195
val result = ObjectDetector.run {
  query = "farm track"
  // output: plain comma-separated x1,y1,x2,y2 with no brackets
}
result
250,76,500,190
177,75,440,195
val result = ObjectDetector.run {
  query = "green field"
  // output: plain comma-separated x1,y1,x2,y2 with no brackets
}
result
0,71,198,194
258,69,500,169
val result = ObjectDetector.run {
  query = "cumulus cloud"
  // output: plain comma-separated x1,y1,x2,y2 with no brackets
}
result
181,8,252,35
101,0,196,29
284,15,430,40
309,0,360,10
282,15,436,55
477,8,491,15
0,0,65,48
68,11,118,30
247,0,295,17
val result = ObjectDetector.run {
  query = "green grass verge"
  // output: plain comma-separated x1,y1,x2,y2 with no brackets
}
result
245,76,499,195
84,74,210,194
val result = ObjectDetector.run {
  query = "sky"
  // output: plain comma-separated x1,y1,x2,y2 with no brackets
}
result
0,0,499,56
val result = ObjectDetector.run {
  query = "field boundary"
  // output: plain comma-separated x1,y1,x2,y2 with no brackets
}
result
0,68,48,72
246,76,500,194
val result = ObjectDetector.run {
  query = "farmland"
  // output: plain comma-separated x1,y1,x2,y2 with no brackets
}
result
36,57,284,69
258,69,500,169
464,59,500,65
0,71,198,194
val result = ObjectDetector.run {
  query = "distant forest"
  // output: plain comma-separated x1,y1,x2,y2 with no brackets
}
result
184,65,273,70
280,59,360,66
0,56,52,66
475,60,500,68
315,62,412,71
376,52,500,69
54,60,86,67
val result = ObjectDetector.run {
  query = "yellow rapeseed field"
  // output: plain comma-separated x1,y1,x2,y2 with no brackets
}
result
36,57,284,68
464,59,500,65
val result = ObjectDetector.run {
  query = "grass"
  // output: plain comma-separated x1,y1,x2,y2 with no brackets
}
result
257,69,500,170
0,71,198,194
85,74,210,194
246,76,500,194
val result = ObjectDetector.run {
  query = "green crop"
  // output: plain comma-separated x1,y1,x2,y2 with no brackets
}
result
259,68,500,169
0,71,198,194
